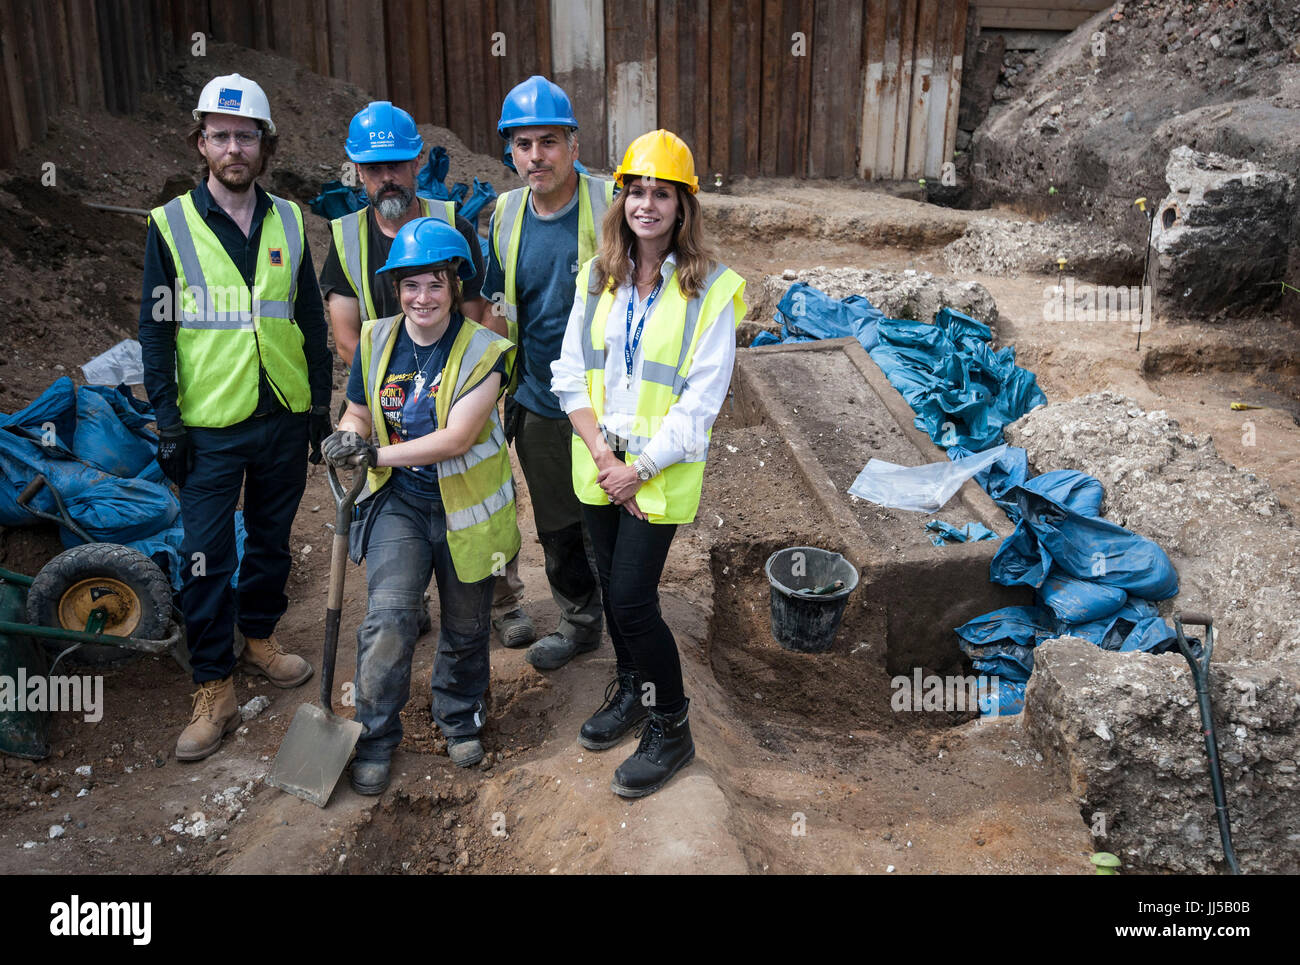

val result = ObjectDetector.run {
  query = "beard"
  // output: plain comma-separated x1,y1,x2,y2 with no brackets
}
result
372,183,415,220
211,157,257,192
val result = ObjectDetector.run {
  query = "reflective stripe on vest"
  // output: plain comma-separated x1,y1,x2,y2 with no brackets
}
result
571,260,745,524
151,192,310,426
358,314,521,582
333,197,457,322
492,174,614,393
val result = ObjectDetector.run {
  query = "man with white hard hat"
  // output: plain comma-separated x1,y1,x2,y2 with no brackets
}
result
138,73,331,762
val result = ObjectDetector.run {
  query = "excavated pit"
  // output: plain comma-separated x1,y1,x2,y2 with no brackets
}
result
728,339,1029,675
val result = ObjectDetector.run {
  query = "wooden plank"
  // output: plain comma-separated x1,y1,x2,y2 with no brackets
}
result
740,0,761,178
978,0,1108,9
806,0,831,177
442,0,472,146
550,0,606,169
604,0,656,168
888,0,917,178
905,0,937,179
0,29,19,168
31,1,61,123
790,0,812,178
120,0,144,112
922,0,956,179
977,7,1100,31
532,0,551,78
0,0,30,155
385,0,412,108
757,0,779,177
327,0,349,80
938,0,967,179
458,0,488,154
311,0,330,74
49,0,78,110
481,0,503,147
831,0,863,178
405,0,431,121
657,0,680,136
708,0,730,178
368,1,388,98
689,0,709,176
425,0,447,128
16,0,49,139
858,0,884,178
252,0,270,50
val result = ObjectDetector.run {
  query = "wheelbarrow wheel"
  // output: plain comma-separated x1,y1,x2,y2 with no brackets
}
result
27,543,172,666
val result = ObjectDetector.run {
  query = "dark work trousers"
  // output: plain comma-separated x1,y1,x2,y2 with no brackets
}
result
514,408,603,644
180,410,309,683
580,502,683,715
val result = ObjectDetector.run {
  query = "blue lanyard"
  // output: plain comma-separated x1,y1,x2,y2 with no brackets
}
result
624,275,664,387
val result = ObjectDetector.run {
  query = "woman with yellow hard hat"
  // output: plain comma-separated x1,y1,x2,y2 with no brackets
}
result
550,130,746,798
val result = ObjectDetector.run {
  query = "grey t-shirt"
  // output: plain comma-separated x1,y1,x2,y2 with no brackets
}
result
484,190,581,420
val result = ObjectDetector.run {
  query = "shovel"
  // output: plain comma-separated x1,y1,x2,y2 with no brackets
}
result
268,461,368,807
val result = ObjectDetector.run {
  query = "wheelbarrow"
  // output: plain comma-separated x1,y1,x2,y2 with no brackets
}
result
0,475,181,760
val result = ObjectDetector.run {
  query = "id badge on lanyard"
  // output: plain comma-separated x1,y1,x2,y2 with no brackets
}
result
609,277,663,417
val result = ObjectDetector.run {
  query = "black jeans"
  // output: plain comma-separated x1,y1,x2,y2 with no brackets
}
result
179,410,309,682
581,502,683,715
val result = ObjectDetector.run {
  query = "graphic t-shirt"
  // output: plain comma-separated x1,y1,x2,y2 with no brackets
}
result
347,315,503,501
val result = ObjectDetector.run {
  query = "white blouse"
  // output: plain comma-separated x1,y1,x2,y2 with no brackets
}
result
550,251,737,474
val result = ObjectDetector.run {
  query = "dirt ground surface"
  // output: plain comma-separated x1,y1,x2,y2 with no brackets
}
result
1,41,1296,875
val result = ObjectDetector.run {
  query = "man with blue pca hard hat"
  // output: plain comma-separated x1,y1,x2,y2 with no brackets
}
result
323,217,518,788
484,75,614,671
139,73,330,762
320,101,490,367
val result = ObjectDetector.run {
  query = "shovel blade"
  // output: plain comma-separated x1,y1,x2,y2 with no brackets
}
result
267,703,364,808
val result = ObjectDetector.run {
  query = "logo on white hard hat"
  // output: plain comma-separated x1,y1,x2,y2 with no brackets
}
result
217,88,243,111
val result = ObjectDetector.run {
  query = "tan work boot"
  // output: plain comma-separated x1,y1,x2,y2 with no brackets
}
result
176,677,241,762
241,634,314,688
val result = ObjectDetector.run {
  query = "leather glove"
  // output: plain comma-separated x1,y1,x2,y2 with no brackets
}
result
309,405,332,465
156,424,193,487
321,429,377,468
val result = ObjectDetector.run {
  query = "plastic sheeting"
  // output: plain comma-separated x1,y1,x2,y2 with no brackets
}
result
925,519,998,546
0,378,181,586
849,444,1009,513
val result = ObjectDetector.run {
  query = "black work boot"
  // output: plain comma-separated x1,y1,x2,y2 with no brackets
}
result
610,699,695,798
579,671,648,751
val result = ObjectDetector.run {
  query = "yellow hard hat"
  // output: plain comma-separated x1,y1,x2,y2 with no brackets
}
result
614,130,699,194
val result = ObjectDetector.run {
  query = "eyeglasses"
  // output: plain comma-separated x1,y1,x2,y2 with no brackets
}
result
203,129,262,148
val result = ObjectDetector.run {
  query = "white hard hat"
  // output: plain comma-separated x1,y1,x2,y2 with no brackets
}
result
193,73,276,135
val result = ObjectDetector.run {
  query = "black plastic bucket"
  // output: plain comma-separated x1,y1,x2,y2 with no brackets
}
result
764,547,859,654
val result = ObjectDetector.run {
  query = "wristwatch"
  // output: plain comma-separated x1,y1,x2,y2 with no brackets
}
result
633,458,654,482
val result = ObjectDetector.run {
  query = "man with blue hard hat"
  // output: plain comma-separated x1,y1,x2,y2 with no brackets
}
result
484,75,614,671
320,100,489,365
320,102,531,645
139,73,330,762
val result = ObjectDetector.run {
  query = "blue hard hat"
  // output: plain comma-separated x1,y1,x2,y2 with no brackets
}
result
346,101,424,163
497,75,578,138
376,218,474,280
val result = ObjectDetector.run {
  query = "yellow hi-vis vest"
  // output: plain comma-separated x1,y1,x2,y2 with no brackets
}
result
570,260,746,525
151,191,310,428
490,173,614,393
358,313,521,583
330,198,457,322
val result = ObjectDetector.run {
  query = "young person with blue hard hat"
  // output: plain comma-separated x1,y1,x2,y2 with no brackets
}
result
320,100,531,649
551,130,746,798
484,75,615,672
321,218,519,793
